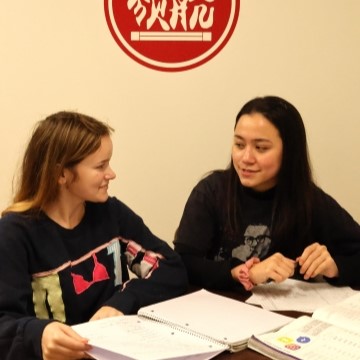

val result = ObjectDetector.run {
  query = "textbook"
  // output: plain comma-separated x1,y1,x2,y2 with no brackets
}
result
247,291,360,360
73,289,292,360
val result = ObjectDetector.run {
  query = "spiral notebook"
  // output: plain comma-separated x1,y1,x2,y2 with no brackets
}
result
73,289,292,360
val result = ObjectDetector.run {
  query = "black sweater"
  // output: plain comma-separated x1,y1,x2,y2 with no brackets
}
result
0,197,188,359
174,171,360,290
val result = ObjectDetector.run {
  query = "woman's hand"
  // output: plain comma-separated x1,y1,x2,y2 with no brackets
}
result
41,321,92,360
297,242,339,280
89,306,124,321
248,253,296,285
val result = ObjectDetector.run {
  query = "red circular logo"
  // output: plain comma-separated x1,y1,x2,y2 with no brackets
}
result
104,0,240,72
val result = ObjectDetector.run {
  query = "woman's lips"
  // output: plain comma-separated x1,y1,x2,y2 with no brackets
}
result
241,168,258,177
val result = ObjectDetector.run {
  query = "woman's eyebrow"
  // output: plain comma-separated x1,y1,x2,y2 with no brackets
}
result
234,134,272,143
254,138,272,143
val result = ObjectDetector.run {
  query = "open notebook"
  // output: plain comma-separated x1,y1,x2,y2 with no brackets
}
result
73,289,292,360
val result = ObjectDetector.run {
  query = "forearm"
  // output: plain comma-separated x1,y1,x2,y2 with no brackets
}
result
105,241,188,314
328,254,360,286
0,314,51,360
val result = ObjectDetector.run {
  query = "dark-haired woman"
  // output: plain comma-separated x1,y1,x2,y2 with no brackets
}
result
174,96,360,291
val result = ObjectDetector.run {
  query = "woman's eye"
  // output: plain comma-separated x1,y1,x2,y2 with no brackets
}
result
235,143,245,149
256,146,268,152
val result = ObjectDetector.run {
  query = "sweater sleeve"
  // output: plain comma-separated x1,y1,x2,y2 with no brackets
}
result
0,217,52,360
312,187,360,286
173,174,243,291
102,199,188,314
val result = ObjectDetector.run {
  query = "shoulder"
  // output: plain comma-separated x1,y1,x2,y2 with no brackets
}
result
312,185,346,209
311,184,359,224
185,170,230,207
85,196,143,225
86,196,132,214
192,170,230,196
0,212,47,251
181,170,230,214
0,211,39,232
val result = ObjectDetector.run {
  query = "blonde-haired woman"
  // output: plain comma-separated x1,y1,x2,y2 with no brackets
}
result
0,111,187,360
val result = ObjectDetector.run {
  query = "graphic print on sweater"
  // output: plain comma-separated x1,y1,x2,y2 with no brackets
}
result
32,272,66,322
31,239,123,321
30,237,162,322
71,253,110,295
232,224,271,261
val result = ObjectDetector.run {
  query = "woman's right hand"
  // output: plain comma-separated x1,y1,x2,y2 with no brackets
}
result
41,321,92,360
249,252,296,285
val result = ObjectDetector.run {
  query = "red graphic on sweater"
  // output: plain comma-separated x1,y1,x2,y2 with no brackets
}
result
126,241,142,258
143,253,160,268
71,254,110,294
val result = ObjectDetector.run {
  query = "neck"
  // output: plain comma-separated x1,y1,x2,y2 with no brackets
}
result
44,199,85,229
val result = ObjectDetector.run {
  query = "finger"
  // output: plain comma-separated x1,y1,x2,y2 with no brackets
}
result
63,325,90,343
54,327,91,353
298,243,325,274
265,260,296,283
272,266,295,281
42,323,92,360
307,251,337,279
297,243,319,265
90,306,123,321
43,338,90,360
301,250,328,279
250,253,296,285
44,344,90,360
299,242,329,265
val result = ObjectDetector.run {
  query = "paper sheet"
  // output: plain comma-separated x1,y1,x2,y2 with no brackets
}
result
245,278,358,312
72,315,227,360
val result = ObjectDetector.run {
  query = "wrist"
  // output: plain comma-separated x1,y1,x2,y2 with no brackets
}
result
238,257,260,291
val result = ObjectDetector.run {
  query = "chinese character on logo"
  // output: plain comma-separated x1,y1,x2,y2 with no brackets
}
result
104,0,240,71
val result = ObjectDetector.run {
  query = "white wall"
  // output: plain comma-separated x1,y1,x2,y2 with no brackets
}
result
1,0,359,244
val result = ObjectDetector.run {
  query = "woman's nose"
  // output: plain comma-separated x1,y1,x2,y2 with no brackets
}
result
242,146,255,162
106,167,116,180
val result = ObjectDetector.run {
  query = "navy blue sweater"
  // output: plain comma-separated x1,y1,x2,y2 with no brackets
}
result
0,197,188,359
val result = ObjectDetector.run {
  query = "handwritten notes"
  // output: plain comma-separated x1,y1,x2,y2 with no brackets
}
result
246,278,358,312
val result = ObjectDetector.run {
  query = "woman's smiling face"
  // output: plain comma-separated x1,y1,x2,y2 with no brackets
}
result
63,135,116,203
232,112,283,192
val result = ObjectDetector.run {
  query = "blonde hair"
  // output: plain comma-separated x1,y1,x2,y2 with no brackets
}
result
2,111,113,215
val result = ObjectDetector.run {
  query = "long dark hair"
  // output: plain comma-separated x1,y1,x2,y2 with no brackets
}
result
226,96,314,248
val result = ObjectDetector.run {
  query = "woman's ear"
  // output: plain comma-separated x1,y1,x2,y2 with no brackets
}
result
59,167,76,186
58,174,66,185
56,164,67,185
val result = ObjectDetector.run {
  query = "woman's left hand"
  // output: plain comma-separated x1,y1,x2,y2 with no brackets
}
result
297,242,338,280
89,306,124,321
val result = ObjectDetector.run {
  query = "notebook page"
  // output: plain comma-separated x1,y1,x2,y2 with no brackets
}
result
246,278,358,312
73,315,227,360
312,291,360,333
138,289,292,347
